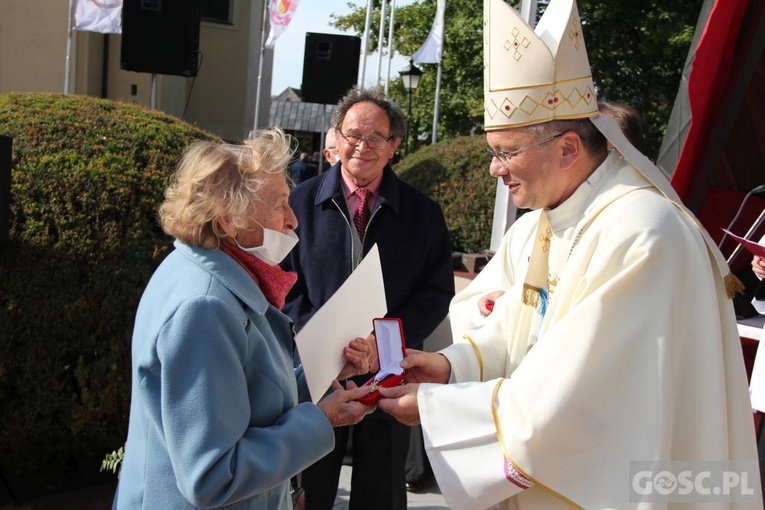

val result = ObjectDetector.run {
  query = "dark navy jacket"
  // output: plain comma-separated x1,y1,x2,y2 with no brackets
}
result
282,163,454,353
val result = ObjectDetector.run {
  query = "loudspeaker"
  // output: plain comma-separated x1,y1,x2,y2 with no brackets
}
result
301,33,361,105
0,135,11,243
120,0,201,77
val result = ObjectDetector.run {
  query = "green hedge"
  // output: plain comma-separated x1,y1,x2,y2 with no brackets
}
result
0,93,219,499
394,134,496,254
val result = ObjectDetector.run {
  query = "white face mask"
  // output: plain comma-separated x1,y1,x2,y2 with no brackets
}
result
235,221,299,266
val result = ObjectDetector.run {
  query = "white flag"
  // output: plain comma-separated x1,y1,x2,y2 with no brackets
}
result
75,0,122,34
412,0,445,64
265,0,300,49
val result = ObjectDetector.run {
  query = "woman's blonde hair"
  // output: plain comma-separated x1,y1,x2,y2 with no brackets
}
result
159,128,295,248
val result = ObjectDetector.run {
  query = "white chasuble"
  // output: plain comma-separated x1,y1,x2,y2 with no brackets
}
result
421,154,761,509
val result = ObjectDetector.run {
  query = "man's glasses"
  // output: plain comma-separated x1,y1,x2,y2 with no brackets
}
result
485,132,566,168
339,131,393,150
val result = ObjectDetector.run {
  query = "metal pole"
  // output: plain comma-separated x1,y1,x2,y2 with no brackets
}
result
384,0,397,95
375,0,387,85
727,208,765,267
431,61,442,144
65,0,75,94
405,88,411,156
151,74,157,109
359,0,373,87
521,0,538,24
254,0,269,130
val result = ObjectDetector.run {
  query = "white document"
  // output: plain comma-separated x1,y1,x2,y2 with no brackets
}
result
296,244,387,403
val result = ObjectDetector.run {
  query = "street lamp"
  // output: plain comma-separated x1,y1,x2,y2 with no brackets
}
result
399,58,423,156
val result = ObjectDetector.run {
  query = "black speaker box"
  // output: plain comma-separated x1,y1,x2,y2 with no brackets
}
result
301,33,361,104
120,0,201,77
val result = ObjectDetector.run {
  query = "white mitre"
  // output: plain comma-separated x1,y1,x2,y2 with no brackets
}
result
483,0,741,296
484,0,597,130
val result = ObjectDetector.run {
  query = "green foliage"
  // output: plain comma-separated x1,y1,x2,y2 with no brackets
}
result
332,0,702,158
394,135,496,253
581,0,703,157
0,93,219,497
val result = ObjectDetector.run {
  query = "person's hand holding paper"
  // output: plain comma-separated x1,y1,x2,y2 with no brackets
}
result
295,245,388,403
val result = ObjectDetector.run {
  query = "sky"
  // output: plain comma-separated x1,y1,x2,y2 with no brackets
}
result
269,0,417,95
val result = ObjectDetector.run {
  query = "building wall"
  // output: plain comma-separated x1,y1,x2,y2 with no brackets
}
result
0,0,272,141
0,0,69,93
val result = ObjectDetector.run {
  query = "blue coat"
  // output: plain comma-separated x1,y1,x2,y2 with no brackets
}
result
282,164,454,355
115,241,334,510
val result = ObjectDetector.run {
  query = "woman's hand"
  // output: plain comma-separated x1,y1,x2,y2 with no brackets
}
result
317,380,375,427
337,333,378,380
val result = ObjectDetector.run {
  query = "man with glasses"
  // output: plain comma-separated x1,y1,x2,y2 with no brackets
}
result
376,0,760,508
282,86,454,510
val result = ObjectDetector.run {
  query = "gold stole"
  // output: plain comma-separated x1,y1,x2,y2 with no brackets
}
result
519,211,574,352
519,211,552,352
522,211,552,309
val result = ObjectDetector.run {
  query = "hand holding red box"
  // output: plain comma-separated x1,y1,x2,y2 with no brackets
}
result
356,318,407,405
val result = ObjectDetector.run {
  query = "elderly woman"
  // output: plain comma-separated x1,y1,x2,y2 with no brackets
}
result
114,128,374,510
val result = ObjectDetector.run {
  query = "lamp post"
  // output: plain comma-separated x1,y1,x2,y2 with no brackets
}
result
398,58,423,156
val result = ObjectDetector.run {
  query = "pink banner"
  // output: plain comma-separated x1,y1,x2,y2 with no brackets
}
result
265,0,300,49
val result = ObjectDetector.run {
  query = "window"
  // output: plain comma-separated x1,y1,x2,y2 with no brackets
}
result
201,0,233,25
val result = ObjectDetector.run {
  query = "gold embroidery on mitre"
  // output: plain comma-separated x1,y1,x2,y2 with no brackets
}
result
568,15,583,51
483,0,598,130
486,81,597,122
505,27,532,61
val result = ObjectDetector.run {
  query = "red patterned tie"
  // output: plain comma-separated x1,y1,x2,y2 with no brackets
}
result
353,188,371,239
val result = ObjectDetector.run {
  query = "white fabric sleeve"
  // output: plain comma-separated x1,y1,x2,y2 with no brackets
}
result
419,381,528,510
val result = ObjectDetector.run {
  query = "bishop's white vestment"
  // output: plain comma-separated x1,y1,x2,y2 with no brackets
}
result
420,152,761,509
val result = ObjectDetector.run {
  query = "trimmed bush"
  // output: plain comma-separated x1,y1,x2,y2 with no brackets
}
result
394,135,496,254
0,93,219,499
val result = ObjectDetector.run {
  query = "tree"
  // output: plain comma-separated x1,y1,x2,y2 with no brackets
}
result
332,0,702,158
332,1,487,153
581,0,701,157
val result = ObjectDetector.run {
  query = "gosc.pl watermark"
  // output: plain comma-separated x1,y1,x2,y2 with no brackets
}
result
630,461,759,503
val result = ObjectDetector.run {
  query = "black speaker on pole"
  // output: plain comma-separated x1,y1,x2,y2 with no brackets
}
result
301,33,361,105
120,0,201,77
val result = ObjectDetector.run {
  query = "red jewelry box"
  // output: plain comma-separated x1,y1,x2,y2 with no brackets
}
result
356,318,407,405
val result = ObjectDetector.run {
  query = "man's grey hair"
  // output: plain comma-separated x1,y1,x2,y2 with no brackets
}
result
332,86,405,140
